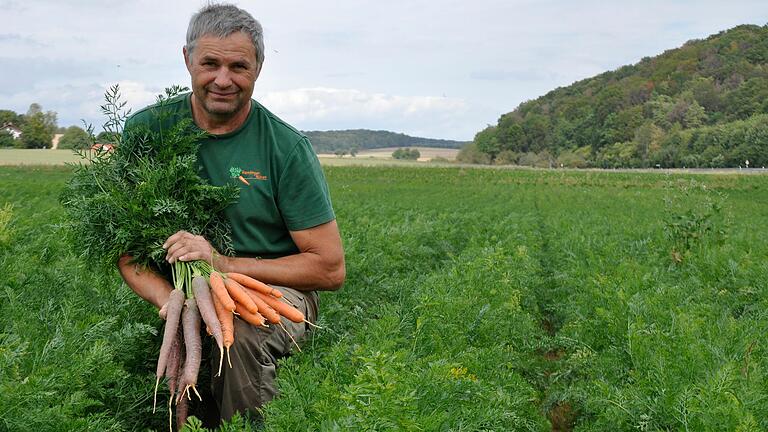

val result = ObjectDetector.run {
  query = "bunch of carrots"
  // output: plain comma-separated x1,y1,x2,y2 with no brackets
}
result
154,261,313,431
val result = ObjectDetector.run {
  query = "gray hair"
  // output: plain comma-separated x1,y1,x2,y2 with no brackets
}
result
186,3,265,65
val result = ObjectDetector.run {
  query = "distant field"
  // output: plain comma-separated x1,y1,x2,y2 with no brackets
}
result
0,149,84,165
1,148,459,167
4,148,768,176
317,146,460,161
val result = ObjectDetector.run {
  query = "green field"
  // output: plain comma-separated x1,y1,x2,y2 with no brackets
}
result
0,149,85,166
1,165,766,431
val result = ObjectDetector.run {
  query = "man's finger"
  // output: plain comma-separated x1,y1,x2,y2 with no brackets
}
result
167,246,189,263
165,241,186,261
162,230,189,249
179,252,201,262
168,245,209,263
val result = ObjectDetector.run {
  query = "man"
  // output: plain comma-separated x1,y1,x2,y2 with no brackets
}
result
117,3,345,425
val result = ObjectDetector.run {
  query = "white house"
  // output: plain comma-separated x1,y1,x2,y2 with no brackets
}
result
2,123,22,139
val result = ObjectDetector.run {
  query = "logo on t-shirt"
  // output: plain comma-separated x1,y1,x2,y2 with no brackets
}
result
229,166,268,186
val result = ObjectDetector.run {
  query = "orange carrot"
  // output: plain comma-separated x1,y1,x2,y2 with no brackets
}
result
225,272,283,298
223,277,259,314
209,271,236,312
212,292,234,369
238,175,250,186
243,288,281,324
234,302,267,327
253,291,306,324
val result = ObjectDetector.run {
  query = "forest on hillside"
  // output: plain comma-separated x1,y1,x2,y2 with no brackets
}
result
304,129,467,154
460,24,768,168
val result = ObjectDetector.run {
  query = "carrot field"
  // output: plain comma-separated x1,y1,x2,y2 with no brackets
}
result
1,165,767,431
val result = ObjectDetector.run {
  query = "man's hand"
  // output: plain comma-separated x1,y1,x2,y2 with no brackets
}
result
163,230,218,264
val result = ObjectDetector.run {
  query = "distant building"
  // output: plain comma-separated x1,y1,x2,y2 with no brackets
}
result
2,123,22,139
91,143,115,152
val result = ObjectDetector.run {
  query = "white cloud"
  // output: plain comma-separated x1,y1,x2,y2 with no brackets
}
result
253,87,474,138
257,87,467,124
111,81,163,113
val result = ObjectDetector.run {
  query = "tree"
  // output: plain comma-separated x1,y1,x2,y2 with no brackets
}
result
392,148,420,160
0,130,15,148
683,100,707,129
594,86,625,126
20,104,57,149
26,103,42,117
473,126,500,160
0,109,21,127
456,142,491,164
689,77,722,114
634,122,664,164
521,114,550,153
502,123,525,152
58,125,93,150
556,149,588,168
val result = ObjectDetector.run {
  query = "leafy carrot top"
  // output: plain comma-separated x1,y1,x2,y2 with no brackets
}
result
59,85,239,272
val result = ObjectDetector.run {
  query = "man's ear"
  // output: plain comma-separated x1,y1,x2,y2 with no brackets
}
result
254,62,262,81
183,46,192,72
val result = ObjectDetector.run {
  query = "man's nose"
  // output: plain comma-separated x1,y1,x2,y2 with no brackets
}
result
213,68,233,87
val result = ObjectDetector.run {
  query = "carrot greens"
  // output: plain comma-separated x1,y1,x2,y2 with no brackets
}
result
59,85,238,275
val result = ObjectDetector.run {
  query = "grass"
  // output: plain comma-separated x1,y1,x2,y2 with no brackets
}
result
1,165,766,431
0,149,85,166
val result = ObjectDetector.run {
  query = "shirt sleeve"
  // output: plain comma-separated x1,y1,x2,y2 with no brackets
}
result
276,137,336,231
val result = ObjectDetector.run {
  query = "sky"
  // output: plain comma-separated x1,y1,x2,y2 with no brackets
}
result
1,0,767,141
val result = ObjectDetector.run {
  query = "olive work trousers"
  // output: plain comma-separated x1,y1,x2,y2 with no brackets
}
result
191,286,318,427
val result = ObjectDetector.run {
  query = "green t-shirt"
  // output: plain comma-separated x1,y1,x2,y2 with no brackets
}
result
125,93,335,259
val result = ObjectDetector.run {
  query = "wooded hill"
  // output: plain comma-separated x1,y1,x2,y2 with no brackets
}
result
304,129,467,154
460,24,768,168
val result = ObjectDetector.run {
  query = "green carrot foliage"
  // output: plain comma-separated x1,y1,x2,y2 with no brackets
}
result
59,85,238,272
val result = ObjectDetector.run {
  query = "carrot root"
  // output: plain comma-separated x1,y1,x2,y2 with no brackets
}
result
192,385,202,401
304,320,323,329
179,299,202,404
279,323,302,353
152,376,160,414
209,271,236,312
224,278,259,314
225,272,283,298
211,293,234,369
252,290,305,323
217,346,224,377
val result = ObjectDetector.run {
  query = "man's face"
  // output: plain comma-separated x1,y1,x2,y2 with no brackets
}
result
184,32,261,123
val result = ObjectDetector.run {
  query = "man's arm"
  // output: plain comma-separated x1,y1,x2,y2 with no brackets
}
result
117,255,174,309
163,219,345,291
